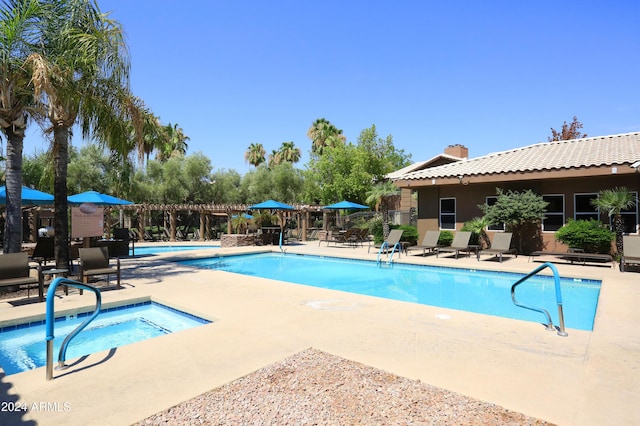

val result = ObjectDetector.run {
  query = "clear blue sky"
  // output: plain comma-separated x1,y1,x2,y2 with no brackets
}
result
23,0,640,174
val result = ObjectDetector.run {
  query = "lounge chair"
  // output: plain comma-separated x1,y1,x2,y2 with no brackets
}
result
368,229,404,256
0,252,43,301
407,230,441,256
30,237,55,266
477,232,517,262
79,246,121,289
327,228,358,246
436,231,472,259
621,235,640,272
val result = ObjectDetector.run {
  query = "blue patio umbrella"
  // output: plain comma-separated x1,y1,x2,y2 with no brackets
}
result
0,185,54,205
248,199,295,210
68,190,133,205
323,200,369,210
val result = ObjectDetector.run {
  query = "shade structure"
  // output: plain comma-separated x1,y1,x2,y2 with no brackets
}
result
0,186,54,205
323,200,369,210
68,190,133,205
248,199,295,210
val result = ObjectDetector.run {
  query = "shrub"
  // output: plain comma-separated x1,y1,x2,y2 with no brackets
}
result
397,225,418,246
555,219,614,254
438,230,454,247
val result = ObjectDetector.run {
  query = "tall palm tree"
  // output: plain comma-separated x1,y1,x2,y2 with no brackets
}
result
244,142,265,167
307,118,346,155
268,149,280,167
591,187,637,254
28,0,134,268
0,0,44,253
157,122,189,162
277,141,301,164
365,180,400,238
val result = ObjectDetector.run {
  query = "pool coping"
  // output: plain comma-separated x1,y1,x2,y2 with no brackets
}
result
0,241,638,425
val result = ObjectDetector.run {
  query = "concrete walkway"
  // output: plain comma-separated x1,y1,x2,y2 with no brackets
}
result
0,241,638,425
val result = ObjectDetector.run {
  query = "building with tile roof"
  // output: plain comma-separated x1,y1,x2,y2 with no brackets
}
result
391,132,640,254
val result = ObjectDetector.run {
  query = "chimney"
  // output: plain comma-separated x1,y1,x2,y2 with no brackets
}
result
444,144,468,159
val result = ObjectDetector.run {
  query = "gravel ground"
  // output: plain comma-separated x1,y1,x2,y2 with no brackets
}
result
135,348,554,426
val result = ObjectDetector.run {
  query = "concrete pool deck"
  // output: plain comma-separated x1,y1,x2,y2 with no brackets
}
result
0,240,638,425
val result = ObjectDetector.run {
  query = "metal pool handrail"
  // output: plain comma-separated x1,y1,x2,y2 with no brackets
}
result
376,242,400,265
45,277,102,381
511,262,568,337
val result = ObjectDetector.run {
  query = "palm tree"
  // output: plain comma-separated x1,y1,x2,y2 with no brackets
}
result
157,122,189,162
591,187,637,255
277,141,301,164
365,180,400,238
28,0,135,268
244,142,265,167
268,149,280,167
0,0,44,253
307,118,346,155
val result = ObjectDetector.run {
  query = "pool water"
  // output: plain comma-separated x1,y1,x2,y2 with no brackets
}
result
0,302,211,375
131,245,219,255
180,253,601,331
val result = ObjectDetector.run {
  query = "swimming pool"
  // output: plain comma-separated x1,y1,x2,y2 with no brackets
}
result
180,253,601,331
132,245,219,255
0,301,211,375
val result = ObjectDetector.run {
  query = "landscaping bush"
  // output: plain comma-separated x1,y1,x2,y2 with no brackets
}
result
397,225,418,246
438,230,454,247
555,219,614,254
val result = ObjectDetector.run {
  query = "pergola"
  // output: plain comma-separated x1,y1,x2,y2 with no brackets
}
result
115,203,326,242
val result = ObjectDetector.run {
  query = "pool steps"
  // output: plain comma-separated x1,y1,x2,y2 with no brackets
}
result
45,277,102,380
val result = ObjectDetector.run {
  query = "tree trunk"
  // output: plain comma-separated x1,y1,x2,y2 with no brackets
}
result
53,125,70,269
2,124,25,253
613,215,625,255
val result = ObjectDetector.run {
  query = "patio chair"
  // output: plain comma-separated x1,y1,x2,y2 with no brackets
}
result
30,237,55,266
407,230,441,256
368,229,404,255
327,228,358,246
477,232,517,262
0,252,43,301
79,246,121,289
621,235,640,272
436,231,472,259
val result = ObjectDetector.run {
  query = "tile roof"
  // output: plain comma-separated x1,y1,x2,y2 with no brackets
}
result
393,132,640,181
385,153,463,179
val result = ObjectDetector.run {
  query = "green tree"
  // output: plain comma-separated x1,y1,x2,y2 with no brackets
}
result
591,187,637,255
277,141,301,164
548,116,587,141
157,122,189,162
304,124,411,205
480,188,548,254
0,0,44,252
244,142,265,167
28,0,139,268
307,118,346,155
365,180,400,238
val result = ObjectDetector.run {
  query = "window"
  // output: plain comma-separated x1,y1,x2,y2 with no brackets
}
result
439,198,456,230
543,195,564,232
620,192,639,234
485,196,505,231
574,193,599,221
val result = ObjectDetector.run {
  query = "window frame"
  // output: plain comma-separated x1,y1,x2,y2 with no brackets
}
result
574,193,599,222
542,194,565,232
439,197,456,230
485,196,505,231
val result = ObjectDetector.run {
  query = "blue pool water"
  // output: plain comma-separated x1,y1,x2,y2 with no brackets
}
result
131,245,219,255
0,301,210,375
180,253,601,331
